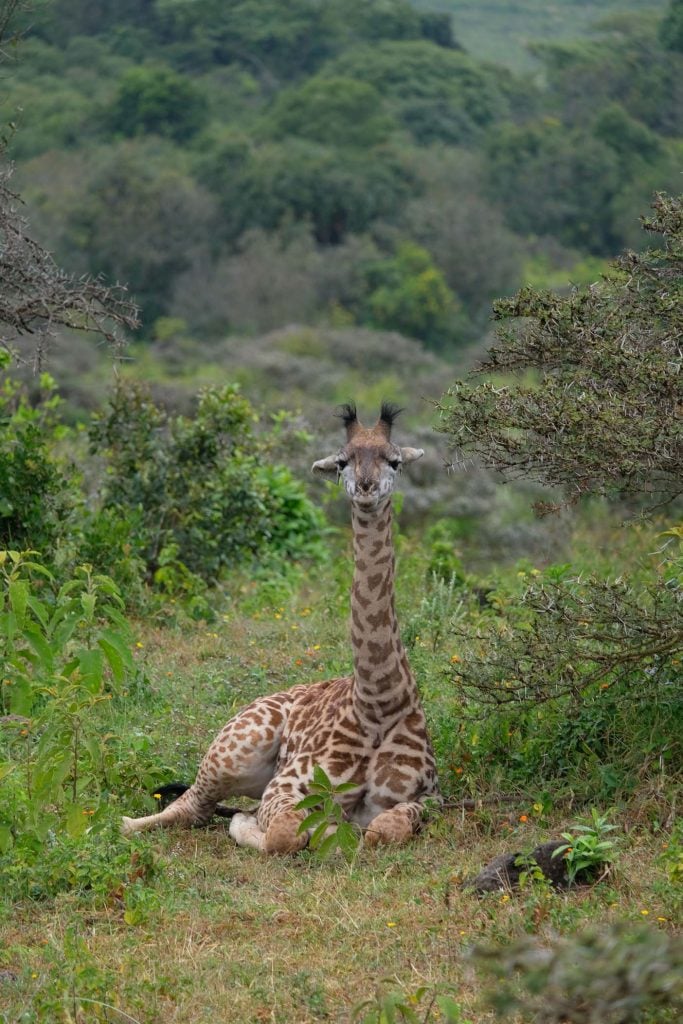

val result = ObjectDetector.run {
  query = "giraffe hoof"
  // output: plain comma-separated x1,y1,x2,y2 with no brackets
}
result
264,810,308,855
121,816,138,837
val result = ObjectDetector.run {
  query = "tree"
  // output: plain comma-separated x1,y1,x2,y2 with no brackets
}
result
0,2,138,364
436,193,682,512
363,242,458,350
659,0,683,53
0,168,137,365
55,141,216,326
486,120,622,253
325,41,514,145
266,76,397,148
108,65,208,142
436,196,682,770
203,138,414,245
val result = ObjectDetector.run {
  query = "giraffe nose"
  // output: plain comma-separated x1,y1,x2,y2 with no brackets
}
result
358,478,373,494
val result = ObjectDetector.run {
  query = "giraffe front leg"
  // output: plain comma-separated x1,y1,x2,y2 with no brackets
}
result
364,800,425,847
230,774,309,855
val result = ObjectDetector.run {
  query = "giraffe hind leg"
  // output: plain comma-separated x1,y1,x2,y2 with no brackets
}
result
154,782,246,820
121,693,292,836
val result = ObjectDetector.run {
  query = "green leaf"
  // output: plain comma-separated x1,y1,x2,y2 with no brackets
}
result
0,762,15,783
26,594,49,628
315,831,341,860
23,624,54,672
65,802,89,839
98,636,125,685
308,820,330,849
9,580,28,625
80,592,97,620
77,648,104,692
298,809,327,835
312,764,332,788
295,793,325,811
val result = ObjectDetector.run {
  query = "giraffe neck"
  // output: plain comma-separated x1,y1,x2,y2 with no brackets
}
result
350,500,416,735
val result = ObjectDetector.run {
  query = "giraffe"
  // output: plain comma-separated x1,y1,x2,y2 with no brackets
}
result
121,402,441,852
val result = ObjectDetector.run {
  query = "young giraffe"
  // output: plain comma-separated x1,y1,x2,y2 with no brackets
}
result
121,403,441,852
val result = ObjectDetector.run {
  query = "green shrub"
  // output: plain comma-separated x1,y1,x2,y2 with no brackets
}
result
0,356,80,556
0,552,136,854
473,924,683,1022
88,379,326,593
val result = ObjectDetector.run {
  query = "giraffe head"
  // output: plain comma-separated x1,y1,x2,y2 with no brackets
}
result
312,402,424,510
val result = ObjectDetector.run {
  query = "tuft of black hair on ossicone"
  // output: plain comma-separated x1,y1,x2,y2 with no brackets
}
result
380,401,403,428
336,402,358,428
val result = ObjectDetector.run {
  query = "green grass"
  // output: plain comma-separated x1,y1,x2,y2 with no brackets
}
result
411,1,669,70
1,521,681,1022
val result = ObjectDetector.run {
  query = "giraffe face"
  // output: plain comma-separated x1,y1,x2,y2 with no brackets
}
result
312,404,424,511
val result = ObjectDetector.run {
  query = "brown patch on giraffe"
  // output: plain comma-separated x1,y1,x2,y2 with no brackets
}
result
352,582,371,610
367,608,391,630
367,572,383,592
367,639,393,664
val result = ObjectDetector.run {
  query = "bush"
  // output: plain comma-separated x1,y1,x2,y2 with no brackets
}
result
473,924,683,1022
88,379,326,591
0,553,136,856
0,356,80,555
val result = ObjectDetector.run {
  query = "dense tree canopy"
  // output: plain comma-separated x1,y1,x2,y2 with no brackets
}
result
437,193,683,513
4,0,681,343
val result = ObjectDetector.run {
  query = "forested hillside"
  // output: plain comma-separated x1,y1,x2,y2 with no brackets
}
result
3,0,681,375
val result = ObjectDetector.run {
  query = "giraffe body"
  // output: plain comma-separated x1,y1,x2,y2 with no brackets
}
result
122,403,440,852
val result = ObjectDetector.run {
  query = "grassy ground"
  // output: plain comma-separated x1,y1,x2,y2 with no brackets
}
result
1,524,681,1023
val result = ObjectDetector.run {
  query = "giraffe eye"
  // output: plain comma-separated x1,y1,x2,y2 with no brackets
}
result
336,458,348,471
388,458,401,471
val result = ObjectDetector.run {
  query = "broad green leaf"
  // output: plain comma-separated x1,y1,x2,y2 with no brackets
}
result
26,595,49,628
295,793,325,811
99,628,134,673
334,780,359,793
8,676,33,716
78,648,104,692
80,592,97,620
9,581,28,625
65,802,89,838
23,624,54,671
308,820,330,849
0,762,15,783
298,809,328,833
98,636,125,685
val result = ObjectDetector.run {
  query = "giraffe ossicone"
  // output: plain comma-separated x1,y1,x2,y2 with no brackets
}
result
121,402,441,852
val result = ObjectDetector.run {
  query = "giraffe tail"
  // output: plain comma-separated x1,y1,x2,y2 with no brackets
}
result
154,782,245,819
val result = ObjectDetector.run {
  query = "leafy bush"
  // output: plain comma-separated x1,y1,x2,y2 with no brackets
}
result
0,552,136,855
473,924,683,1022
295,764,361,862
0,358,79,554
88,379,326,592
551,808,619,884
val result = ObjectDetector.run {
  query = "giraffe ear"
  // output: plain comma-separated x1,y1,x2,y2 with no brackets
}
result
311,455,339,477
400,447,424,464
